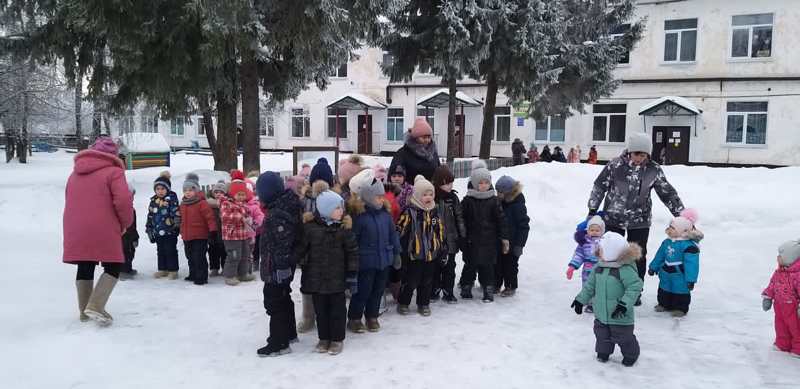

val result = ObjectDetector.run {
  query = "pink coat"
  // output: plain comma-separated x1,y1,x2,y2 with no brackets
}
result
62,150,134,264
246,197,265,238
763,260,800,304
762,260,800,353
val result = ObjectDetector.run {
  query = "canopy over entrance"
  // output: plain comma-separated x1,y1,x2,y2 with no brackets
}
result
416,88,482,107
638,96,702,117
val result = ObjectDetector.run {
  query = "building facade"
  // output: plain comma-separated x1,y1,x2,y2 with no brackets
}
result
141,0,800,165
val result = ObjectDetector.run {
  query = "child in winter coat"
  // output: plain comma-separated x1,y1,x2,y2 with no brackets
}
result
495,175,531,298
220,178,256,286
396,175,446,316
256,171,303,357
180,179,218,285
120,183,140,280
459,161,510,303
389,163,413,213
206,181,228,277
527,144,539,164
573,232,644,367
567,215,606,311
432,165,467,303
146,171,181,280
374,163,401,221
346,168,401,332
296,190,359,355
648,209,702,317
762,239,800,357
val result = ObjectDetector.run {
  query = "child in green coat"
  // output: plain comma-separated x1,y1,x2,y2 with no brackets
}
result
572,232,644,367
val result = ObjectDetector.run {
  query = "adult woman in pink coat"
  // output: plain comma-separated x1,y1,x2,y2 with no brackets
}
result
63,137,134,326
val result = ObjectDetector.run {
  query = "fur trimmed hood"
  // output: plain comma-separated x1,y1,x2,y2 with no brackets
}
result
501,182,524,203
310,180,330,198
304,213,352,230
597,243,642,268
346,192,393,216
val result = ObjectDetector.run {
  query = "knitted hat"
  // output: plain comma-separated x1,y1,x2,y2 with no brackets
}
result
389,163,407,177
351,168,386,207
587,215,606,233
627,132,653,155
315,190,344,224
410,117,433,139
412,175,435,203
256,171,284,205
338,154,364,185
211,180,227,194
285,175,303,194
309,157,334,187
91,136,119,155
373,164,388,183
469,160,491,189
183,179,200,192
185,172,200,185
228,169,252,200
153,171,172,192
778,240,800,266
495,175,516,194
299,164,312,179
599,232,628,262
431,165,455,188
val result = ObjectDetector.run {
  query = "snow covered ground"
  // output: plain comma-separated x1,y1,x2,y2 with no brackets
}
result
1,150,798,389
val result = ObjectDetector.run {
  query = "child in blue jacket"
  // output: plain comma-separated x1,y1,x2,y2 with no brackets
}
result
146,171,181,280
648,209,702,317
566,215,605,312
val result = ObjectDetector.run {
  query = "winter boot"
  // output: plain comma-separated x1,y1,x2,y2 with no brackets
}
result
500,288,516,297
431,289,441,302
654,305,667,312
76,280,93,322
397,305,410,315
167,271,179,280
460,285,473,299
225,277,240,286
153,270,168,279
257,343,291,357
622,357,637,367
184,275,194,282
328,341,344,355
442,290,458,304
366,318,381,332
482,286,495,303
83,273,118,326
238,273,256,282
314,340,331,353
597,353,610,363
418,305,431,316
670,310,686,318
297,294,316,333
347,319,366,333
389,282,402,302
210,269,221,277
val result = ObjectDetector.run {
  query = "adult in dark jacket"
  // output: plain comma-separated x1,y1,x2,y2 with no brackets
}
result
494,176,531,297
552,146,567,163
257,172,303,357
389,117,440,186
511,138,527,166
432,166,467,303
539,145,552,162
587,132,684,304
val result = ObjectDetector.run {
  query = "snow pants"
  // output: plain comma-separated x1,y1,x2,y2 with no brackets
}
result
313,292,346,342
773,300,800,354
349,267,390,320
399,258,435,308
184,239,208,284
496,252,520,290
208,238,226,271
122,237,136,273
223,240,250,279
594,320,639,361
263,283,297,348
432,253,457,297
657,288,691,314
155,235,179,272
459,262,495,290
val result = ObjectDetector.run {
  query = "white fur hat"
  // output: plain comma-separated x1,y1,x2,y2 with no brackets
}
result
627,132,652,155
599,232,628,262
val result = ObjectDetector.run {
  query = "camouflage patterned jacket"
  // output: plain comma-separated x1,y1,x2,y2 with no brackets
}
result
588,152,684,230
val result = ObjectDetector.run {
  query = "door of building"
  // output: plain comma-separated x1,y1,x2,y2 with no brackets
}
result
652,126,690,165
454,114,465,157
357,115,372,154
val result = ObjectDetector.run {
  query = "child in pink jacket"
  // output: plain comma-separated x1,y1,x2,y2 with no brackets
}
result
762,239,800,357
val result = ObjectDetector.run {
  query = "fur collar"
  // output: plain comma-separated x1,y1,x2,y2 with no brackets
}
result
346,193,392,216
502,182,523,203
597,243,641,268
310,180,330,198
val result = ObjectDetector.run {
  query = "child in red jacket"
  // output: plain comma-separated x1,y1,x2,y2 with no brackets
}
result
762,240,800,357
180,179,218,285
221,179,256,286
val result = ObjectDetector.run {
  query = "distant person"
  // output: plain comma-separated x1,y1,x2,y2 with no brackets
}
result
511,138,527,166
588,145,598,164
539,145,552,162
552,146,567,163
567,146,582,163
527,144,539,163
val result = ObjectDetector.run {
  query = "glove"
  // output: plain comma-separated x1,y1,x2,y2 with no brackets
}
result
440,254,449,267
566,266,575,280
393,255,402,270
647,269,656,276
571,299,583,315
346,272,358,295
762,297,772,312
512,246,523,258
687,282,695,291
501,239,510,255
611,304,627,319
274,268,294,285
588,209,597,217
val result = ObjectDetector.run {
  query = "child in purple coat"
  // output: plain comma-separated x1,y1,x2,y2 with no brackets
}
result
566,215,605,312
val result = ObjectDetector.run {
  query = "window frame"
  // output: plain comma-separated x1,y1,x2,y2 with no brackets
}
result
169,118,185,137
729,13,774,60
291,108,311,138
663,18,698,64
724,101,768,147
386,108,405,142
591,104,627,143
332,63,348,79
610,24,631,66
260,116,274,138
493,106,512,142
142,115,159,133
326,108,348,139
534,115,566,144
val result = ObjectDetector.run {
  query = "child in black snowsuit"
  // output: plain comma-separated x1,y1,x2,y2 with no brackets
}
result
431,166,466,303
206,181,228,277
120,184,139,280
494,175,531,297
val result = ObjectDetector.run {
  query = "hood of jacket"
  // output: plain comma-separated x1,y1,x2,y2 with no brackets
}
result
501,182,524,203
346,192,392,216
73,149,125,174
597,243,641,268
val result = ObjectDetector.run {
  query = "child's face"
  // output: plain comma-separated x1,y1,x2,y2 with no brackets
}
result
421,190,434,206
330,206,344,221
478,180,491,192
439,182,453,193
213,191,225,200
234,192,247,202
666,225,680,239
183,188,196,199
155,186,168,198
390,174,405,186
587,225,603,237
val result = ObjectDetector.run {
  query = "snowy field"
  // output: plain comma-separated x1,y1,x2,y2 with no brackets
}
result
1,150,798,389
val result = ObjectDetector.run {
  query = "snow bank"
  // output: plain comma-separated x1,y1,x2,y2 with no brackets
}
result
119,132,171,153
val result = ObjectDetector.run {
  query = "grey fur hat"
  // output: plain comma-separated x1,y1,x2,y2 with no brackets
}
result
627,132,652,155
469,160,491,189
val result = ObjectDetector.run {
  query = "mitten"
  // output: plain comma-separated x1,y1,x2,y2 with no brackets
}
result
346,272,358,295
512,246,523,258
501,239,510,255
274,268,293,286
571,300,583,315
133,240,139,249
687,282,695,291
588,209,597,217
566,266,575,280
647,269,656,276
762,297,772,312
393,255,402,270
611,304,627,319
440,254,449,266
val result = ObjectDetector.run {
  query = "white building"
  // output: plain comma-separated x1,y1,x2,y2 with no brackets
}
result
140,0,800,166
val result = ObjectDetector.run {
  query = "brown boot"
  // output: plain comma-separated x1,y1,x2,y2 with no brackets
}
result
76,280,93,322
84,273,118,326
153,270,168,279
297,294,316,333
347,319,366,333
314,340,330,353
166,271,179,280
366,318,380,332
225,277,240,286
328,341,343,355
389,282,401,302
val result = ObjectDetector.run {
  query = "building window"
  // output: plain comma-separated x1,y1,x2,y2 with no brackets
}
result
664,18,697,62
170,118,185,136
610,24,631,64
417,108,435,131
142,115,158,133
260,116,274,137
494,106,511,142
382,52,394,68
291,108,311,138
386,108,404,141
333,63,347,78
592,104,627,143
197,119,205,136
731,13,773,58
534,116,566,143
119,116,135,134
326,108,348,138
726,102,767,145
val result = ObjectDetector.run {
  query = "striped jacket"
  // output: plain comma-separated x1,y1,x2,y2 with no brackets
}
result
397,200,445,262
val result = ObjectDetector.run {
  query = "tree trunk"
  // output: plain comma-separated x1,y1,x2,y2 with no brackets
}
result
92,47,105,139
240,51,260,173
479,70,498,160
74,69,85,150
199,95,218,154
446,77,457,163
17,58,32,163
215,92,238,172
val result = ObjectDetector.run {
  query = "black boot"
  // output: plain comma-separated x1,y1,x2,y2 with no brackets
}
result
482,286,494,303
622,357,637,367
431,288,441,302
442,290,458,304
460,285,473,299
257,343,291,357
597,353,609,363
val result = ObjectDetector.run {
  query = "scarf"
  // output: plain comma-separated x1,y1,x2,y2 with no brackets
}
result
405,134,438,164
409,196,435,212
466,188,496,200
181,196,201,206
